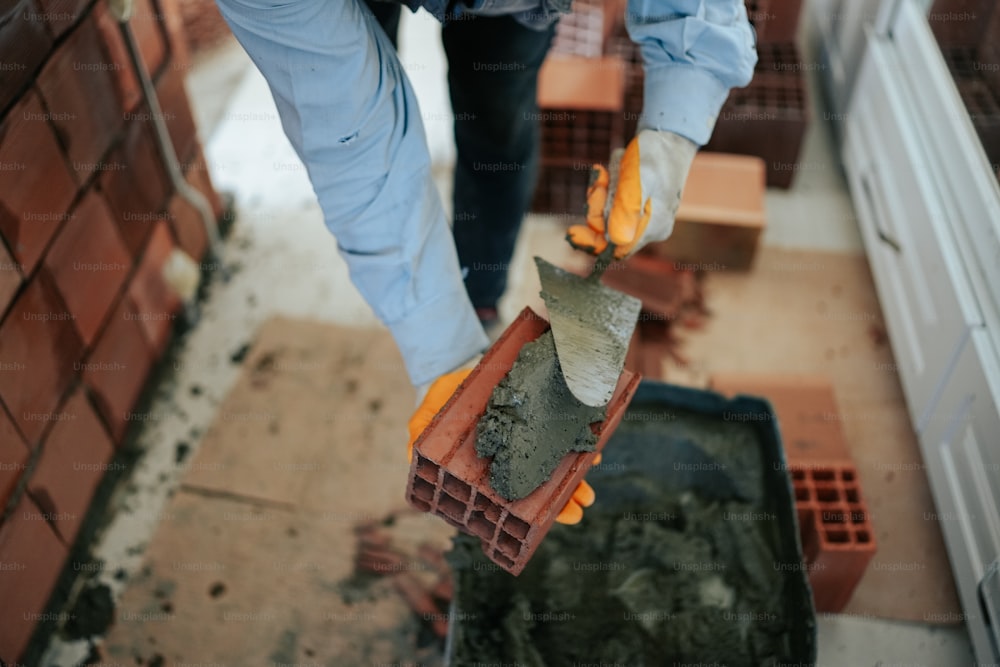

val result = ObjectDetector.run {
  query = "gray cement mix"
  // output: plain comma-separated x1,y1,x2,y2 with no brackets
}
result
476,330,607,500
450,405,794,666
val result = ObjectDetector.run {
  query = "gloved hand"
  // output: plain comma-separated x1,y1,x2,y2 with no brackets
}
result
408,369,600,525
567,129,698,259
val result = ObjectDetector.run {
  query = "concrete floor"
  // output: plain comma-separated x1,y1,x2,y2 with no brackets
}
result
40,9,978,667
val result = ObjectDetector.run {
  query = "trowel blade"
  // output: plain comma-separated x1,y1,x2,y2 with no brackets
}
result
535,256,641,407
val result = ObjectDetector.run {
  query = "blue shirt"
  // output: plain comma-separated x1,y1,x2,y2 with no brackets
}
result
214,0,756,387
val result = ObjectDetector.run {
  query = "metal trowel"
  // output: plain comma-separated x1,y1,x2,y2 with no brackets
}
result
536,149,641,407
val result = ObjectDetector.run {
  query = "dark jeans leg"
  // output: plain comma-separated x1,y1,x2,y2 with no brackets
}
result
362,0,401,48
442,16,556,310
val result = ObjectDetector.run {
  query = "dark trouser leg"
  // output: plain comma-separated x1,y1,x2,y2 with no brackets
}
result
442,15,556,310
362,0,401,48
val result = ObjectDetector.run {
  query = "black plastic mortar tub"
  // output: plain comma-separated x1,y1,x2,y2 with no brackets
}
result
443,379,818,666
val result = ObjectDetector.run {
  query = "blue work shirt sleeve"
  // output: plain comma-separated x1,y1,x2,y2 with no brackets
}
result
627,0,758,145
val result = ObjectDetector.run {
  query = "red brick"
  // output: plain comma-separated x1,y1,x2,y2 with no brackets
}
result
0,274,83,446
705,72,809,189
127,221,182,354
157,0,191,74
0,90,78,275
790,464,876,612
0,495,67,664
83,295,154,442
0,405,29,509
33,0,89,38
43,191,132,347
0,240,23,318
167,186,208,261
183,146,225,220
93,0,143,114
36,11,127,185
130,0,168,80
154,58,198,164
99,112,172,256
407,307,641,575
0,0,54,114
708,373,852,466
28,386,114,544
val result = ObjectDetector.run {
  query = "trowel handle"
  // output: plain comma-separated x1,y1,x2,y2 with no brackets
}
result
590,148,626,280
602,148,625,224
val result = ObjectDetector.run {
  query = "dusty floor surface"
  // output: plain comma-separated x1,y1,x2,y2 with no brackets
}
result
97,317,457,665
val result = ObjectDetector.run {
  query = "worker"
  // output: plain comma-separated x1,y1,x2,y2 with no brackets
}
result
214,0,756,522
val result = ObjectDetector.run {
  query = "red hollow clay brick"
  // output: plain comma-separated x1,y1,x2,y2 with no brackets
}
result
745,0,803,43
157,0,192,74
0,495,68,663
83,295,155,442
93,0,143,115
790,463,876,612
0,0,54,114
0,274,83,446
130,0,168,80
36,11,128,185
0,239,22,319
531,163,592,216
43,191,132,347
33,0,89,39
0,405,29,509
154,56,199,164
28,386,115,545
406,307,641,576
100,111,173,257
127,220,182,354
708,373,853,466
705,63,809,189
0,89,78,275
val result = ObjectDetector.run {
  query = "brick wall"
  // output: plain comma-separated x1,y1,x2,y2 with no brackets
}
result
0,0,222,660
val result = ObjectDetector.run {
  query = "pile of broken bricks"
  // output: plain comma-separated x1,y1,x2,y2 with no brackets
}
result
353,513,455,640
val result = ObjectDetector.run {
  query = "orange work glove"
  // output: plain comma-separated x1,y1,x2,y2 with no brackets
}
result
407,370,600,525
567,129,697,259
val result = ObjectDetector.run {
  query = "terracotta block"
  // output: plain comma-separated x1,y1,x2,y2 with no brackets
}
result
530,163,591,216
33,0,89,38
977,7,1000,97
928,0,996,47
708,373,853,465
0,90,78,275
127,220,182,354
705,67,809,189
28,386,114,545
0,240,22,318
154,57,199,164
36,12,127,185
790,464,877,612
602,252,700,318
745,0,802,42
647,152,767,270
157,0,191,74
0,495,67,663
100,111,172,256
537,56,626,112
0,275,83,446
83,295,154,442
551,0,605,59
540,108,624,166
0,0,53,113
43,191,132,347
0,405,29,509
406,307,641,575
93,0,143,115
130,0,167,79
